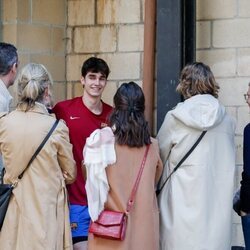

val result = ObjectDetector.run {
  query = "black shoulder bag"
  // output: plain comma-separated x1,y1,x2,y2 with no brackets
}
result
156,131,207,196
0,119,59,230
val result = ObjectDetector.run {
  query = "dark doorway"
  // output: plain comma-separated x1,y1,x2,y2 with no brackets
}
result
156,0,196,130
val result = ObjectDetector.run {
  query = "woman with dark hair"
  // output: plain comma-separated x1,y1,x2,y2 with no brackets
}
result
85,81,163,250
157,62,236,250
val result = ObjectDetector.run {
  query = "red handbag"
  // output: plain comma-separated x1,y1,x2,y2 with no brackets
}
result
89,145,150,241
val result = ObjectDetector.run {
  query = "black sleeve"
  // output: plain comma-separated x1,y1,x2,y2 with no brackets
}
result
241,124,250,213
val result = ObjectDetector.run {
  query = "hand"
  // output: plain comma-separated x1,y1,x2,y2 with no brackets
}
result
62,170,69,179
240,210,248,216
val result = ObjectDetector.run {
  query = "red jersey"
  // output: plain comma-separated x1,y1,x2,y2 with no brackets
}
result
52,97,112,205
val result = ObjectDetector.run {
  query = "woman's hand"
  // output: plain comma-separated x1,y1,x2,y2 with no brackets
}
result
62,170,69,179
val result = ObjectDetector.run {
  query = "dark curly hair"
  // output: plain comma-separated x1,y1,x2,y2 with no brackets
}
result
176,62,219,99
108,82,151,147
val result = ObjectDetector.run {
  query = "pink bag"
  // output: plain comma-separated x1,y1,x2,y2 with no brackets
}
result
89,210,127,240
89,145,150,241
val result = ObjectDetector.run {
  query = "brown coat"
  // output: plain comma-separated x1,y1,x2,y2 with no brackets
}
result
88,138,163,250
0,103,76,250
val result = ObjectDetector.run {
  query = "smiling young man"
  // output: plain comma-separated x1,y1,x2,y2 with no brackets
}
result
53,57,112,250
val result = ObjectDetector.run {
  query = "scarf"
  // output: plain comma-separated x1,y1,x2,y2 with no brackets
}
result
83,127,116,221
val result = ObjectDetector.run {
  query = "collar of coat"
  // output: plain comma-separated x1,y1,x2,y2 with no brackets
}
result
16,102,51,116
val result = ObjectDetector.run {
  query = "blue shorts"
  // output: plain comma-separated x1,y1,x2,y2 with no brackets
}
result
70,205,91,238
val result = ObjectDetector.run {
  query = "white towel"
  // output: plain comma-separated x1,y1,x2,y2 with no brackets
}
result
83,127,116,221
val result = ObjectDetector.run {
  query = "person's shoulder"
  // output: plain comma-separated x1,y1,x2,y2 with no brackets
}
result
244,123,250,134
53,97,82,116
101,101,113,116
0,112,8,123
54,97,81,108
102,101,112,110
0,111,7,118
149,138,160,151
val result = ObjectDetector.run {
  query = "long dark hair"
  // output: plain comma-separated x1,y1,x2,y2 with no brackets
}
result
109,82,151,147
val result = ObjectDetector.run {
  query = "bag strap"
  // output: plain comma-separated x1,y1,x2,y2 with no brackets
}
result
126,144,150,213
17,119,59,180
156,130,207,196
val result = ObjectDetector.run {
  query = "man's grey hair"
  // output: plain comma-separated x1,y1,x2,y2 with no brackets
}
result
0,42,18,76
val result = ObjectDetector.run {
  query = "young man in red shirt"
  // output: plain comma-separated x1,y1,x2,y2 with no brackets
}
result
53,57,112,250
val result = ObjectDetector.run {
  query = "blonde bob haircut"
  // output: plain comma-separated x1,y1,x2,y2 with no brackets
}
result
176,62,219,99
16,63,53,110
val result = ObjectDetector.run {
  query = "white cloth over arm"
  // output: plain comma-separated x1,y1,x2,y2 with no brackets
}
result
83,127,116,221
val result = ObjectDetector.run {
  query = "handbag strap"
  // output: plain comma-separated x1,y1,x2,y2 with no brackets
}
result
126,144,150,213
156,130,207,196
17,119,59,180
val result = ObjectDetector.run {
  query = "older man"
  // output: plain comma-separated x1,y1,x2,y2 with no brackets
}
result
0,42,19,175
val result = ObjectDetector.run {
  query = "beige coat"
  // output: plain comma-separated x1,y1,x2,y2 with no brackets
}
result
88,138,163,250
0,103,76,250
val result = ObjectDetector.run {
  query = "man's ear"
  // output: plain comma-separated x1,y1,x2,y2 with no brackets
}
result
11,63,17,73
80,76,85,86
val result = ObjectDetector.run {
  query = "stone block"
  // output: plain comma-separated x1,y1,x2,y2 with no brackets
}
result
66,28,73,54
52,82,67,104
74,26,117,53
2,0,17,21
66,54,94,81
32,0,66,25
30,54,66,82
97,0,141,24
18,53,30,69
118,24,144,52
66,82,73,100
234,163,243,188
17,24,51,52
237,106,250,135
68,0,95,26
52,28,66,54
213,19,250,48
239,0,250,17
196,49,236,77
218,78,249,107
196,21,211,49
197,0,237,20
17,0,30,21
118,80,142,88
235,135,243,166
2,24,17,44
73,82,83,97
238,48,250,77
102,81,118,106
101,53,141,80
142,0,145,22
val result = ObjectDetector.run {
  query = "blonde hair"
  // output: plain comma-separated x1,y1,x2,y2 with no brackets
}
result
176,62,219,99
17,63,53,110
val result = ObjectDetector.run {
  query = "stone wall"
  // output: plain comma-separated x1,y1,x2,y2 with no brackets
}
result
0,0,247,246
0,0,67,107
66,0,145,106
196,0,250,246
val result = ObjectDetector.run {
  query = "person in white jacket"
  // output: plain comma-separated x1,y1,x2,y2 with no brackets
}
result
157,62,236,250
